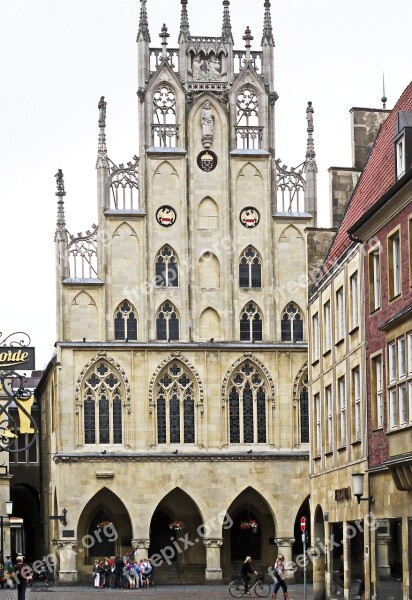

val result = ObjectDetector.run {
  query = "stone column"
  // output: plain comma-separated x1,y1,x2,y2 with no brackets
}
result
308,546,326,600
52,540,78,582
377,536,391,579
132,539,150,561
203,538,223,583
274,538,295,581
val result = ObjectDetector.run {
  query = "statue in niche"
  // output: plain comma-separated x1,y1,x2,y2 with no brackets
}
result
207,55,221,80
192,54,206,81
201,102,214,148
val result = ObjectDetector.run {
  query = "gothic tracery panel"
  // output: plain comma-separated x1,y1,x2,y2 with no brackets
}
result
281,302,304,342
114,300,138,341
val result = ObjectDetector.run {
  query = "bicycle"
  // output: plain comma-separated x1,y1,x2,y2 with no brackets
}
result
331,572,362,598
229,573,271,597
27,563,55,588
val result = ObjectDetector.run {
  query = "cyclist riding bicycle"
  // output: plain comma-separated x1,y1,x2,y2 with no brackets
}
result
241,556,257,595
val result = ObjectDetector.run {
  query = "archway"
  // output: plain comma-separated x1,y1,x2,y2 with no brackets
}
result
223,487,276,578
149,488,206,584
10,484,41,563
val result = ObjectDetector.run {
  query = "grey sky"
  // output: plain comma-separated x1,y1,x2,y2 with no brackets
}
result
1,0,411,367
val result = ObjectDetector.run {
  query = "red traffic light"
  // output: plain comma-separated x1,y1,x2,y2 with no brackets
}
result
300,517,306,532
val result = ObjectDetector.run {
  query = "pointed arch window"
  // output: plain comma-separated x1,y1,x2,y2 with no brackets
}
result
281,302,304,342
240,303,263,342
228,361,267,444
299,373,309,444
155,245,179,287
239,246,262,288
114,301,138,340
83,361,123,445
156,362,196,444
152,86,179,147
236,87,262,149
156,302,180,341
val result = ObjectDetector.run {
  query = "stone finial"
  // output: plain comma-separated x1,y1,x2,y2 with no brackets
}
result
243,26,253,61
96,96,109,170
221,0,234,44
304,101,318,225
261,0,275,46
55,169,67,236
55,169,66,198
160,23,170,59
137,0,151,43
179,0,191,43
304,101,317,173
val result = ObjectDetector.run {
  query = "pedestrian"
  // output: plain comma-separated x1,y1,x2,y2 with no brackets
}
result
241,556,257,595
114,555,124,589
272,554,290,600
4,555,15,588
92,560,100,588
14,556,32,600
103,559,111,589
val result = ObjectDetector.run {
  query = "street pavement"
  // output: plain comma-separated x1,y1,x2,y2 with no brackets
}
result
0,583,315,600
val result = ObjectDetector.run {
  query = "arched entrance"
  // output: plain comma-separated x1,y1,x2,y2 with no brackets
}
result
10,484,41,563
77,488,132,577
223,487,276,578
149,487,206,584
293,495,311,564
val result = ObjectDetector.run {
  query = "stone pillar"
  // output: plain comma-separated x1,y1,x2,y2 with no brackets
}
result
52,540,78,582
377,536,391,579
203,538,223,583
274,538,295,581
308,546,326,600
132,539,150,561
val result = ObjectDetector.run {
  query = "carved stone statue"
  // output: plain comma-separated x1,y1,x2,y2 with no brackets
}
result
201,101,214,148
98,96,107,128
192,55,206,81
207,56,221,80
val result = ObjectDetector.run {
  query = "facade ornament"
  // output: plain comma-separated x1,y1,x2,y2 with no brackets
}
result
96,96,109,170
201,101,214,148
160,24,170,60
137,0,151,43
221,0,234,44
132,539,150,550
269,91,279,105
192,55,222,82
261,0,275,46
203,538,223,547
221,355,275,400
178,0,191,43
304,101,318,173
54,169,68,243
243,27,253,62
137,87,146,103
292,362,308,408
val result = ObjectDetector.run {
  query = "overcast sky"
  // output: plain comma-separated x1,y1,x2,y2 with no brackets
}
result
1,0,411,369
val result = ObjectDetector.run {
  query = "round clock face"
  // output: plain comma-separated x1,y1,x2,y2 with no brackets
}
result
197,150,218,172
156,206,176,227
240,207,260,228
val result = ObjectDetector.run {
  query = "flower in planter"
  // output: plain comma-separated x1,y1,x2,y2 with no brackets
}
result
97,521,112,529
240,520,259,530
169,520,185,531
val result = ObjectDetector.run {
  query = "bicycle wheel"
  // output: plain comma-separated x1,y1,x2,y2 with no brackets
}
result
254,580,271,597
44,574,55,588
229,579,245,598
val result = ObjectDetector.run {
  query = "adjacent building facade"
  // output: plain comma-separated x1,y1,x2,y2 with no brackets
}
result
37,0,320,583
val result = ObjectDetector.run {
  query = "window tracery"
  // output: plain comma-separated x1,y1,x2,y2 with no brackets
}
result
155,362,196,444
114,301,138,340
240,303,263,342
236,88,262,149
152,86,179,147
155,245,179,287
239,246,262,288
156,302,180,341
299,373,309,444
82,361,123,445
228,361,267,444
281,302,304,342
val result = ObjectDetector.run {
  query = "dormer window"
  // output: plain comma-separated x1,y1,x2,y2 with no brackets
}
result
396,136,405,178
394,111,412,179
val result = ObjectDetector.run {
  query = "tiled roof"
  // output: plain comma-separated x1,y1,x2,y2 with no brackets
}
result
323,80,412,270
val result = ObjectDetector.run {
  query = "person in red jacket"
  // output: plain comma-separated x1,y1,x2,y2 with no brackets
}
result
14,556,32,600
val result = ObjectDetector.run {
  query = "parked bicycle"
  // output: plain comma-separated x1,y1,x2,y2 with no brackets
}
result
229,573,271,597
27,561,55,588
331,572,362,598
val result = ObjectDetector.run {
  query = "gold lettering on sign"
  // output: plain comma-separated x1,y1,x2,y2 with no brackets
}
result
0,349,29,367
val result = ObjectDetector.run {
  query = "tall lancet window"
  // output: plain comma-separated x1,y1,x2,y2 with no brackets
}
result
239,246,262,288
83,361,123,445
236,87,262,149
228,361,267,444
152,86,179,147
240,302,263,342
155,245,179,287
114,301,138,340
156,302,180,341
281,302,304,342
298,372,309,444
156,362,196,445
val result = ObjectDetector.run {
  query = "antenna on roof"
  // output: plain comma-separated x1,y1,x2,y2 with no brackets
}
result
381,71,387,109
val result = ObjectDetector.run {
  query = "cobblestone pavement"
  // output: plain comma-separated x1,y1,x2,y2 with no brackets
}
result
0,583,314,600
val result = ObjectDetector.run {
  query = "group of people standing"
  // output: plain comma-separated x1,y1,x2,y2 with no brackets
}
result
92,556,153,589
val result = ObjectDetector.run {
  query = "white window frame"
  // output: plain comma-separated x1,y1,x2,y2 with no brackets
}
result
409,381,412,424
389,388,397,429
392,233,401,297
370,250,381,311
396,136,405,178
388,341,396,383
350,272,359,329
336,288,345,341
338,376,346,446
326,385,333,452
315,393,321,456
374,355,383,429
353,367,361,441
407,332,412,376
324,301,331,352
312,313,319,361
398,336,406,379
399,384,407,425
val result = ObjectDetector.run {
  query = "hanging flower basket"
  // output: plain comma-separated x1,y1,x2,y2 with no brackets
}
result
97,521,113,529
169,520,185,531
240,520,259,531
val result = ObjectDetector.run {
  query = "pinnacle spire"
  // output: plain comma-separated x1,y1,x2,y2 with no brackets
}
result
179,0,191,43
137,0,151,43
96,96,109,169
221,0,234,44
304,102,317,173
261,1,275,46
54,169,67,238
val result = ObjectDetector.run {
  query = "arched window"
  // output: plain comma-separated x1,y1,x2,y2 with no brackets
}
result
239,246,262,288
240,303,263,342
156,302,180,341
299,373,309,444
114,301,137,340
83,361,123,445
281,302,304,342
156,362,196,444
152,86,178,147
155,245,179,287
228,361,267,444
236,87,262,149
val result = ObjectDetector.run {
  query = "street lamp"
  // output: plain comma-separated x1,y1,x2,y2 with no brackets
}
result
352,473,375,504
0,500,13,577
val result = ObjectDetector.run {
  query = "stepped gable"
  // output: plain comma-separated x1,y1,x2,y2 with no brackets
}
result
324,80,412,270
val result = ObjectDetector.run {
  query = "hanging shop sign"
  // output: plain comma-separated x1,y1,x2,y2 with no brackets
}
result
0,347,35,370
